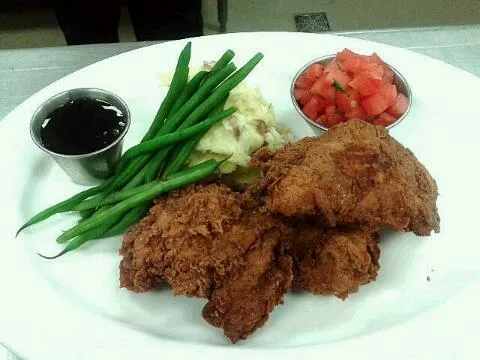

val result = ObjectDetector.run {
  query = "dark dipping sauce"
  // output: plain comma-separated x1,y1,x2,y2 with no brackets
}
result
40,97,126,155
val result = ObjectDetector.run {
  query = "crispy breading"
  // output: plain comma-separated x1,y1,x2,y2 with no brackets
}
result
120,183,246,297
119,183,293,342
284,226,380,299
252,119,440,236
119,120,440,342
203,238,293,343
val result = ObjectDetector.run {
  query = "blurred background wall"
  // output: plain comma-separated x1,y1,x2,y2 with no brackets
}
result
1,0,479,49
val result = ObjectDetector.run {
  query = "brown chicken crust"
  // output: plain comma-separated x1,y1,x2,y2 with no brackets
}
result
119,120,440,342
252,119,440,236
286,227,380,299
203,241,293,343
120,183,245,296
119,183,294,342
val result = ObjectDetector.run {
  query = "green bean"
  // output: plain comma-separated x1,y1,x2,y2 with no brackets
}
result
41,201,152,259
123,161,150,189
56,160,220,244
167,70,208,117
156,53,263,179
177,53,263,134
39,236,88,259
78,204,111,224
166,159,218,178
103,65,233,194
141,42,191,142
110,62,237,188
79,209,95,219
207,52,264,103
75,182,155,211
138,53,261,183
120,144,193,190
120,107,235,162
154,63,236,137
120,158,218,204
144,148,173,181
99,153,151,202
141,54,263,182
16,177,114,236
82,159,218,211
106,43,193,192
141,77,234,182
40,214,122,259
162,134,204,178
102,203,150,237
210,93,229,115
209,49,235,74
160,94,229,177
117,54,235,183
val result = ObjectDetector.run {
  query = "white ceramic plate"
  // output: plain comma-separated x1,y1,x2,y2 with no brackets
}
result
1,32,479,360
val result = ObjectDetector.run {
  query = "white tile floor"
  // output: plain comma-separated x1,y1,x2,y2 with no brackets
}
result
0,1,479,48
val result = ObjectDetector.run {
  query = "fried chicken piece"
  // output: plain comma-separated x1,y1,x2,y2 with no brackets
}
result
120,212,161,292
252,119,440,236
119,183,293,342
278,220,380,300
203,238,293,343
293,228,380,299
120,183,244,296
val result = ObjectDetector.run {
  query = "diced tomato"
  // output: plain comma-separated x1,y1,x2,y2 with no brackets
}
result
356,62,382,75
322,92,336,107
373,112,396,127
302,97,321,120
311,81,336,104
324,105,346,126
346,87,360,101
387,93,409,118
378,84,398,107
345,107,367,120
295,74,315,89
325,105,337,116
366,53,383,64
383,67,394,84
325,70,352,89
310,76,328,94
326,113,346,126
336,48,358,62
306,63,324,80
342,57,363,74
295,48,408,129
364,64,385,78
294,88,307,101
322,105,345,126
308,94,327,114
349,71,384,96
336,92,359,114
294,88,313,105
324,59,341,74
315,114,328,126
335,92,350,113
314,96,327,114
362,93,390,116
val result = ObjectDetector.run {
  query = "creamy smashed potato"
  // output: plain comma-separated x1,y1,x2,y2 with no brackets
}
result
188,82,287,175
161,63,290,181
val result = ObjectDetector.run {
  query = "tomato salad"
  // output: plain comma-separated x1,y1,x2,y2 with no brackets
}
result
293,49,409,128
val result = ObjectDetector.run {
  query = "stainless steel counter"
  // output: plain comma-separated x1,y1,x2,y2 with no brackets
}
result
0,25,479,121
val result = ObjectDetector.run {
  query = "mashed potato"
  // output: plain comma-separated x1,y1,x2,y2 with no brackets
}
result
162,63,290,181
188,82,288,177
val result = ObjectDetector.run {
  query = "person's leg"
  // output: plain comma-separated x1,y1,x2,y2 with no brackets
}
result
53,0,121,45
127,0,203,41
